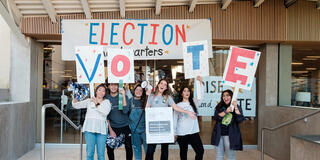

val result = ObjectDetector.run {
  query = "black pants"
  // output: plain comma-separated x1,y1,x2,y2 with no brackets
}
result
177,133,204,160
107,126,133,160
145,143,169,160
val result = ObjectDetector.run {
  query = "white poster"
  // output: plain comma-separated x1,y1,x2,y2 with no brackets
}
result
222,46,261,90
62,19,212,60
195,76,256,117
183,41,209,79
145,107,174,144
107,48,134,83
75,46,105,84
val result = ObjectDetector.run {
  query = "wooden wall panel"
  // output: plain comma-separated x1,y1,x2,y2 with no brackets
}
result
21,0,317,44
288,0,320,41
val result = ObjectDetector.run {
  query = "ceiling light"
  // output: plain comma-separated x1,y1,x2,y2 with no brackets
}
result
302,58,317,61
291,62,303,65
306,68,317,71
306,56,320,59
292,71,308,74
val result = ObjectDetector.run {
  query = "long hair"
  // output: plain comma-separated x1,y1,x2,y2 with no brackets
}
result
178,86,198,114
154,79,172,100
216,89,233,111
94,84,107,98
133,84,147,110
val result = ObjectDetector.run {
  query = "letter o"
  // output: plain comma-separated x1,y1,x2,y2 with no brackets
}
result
111,55,130,77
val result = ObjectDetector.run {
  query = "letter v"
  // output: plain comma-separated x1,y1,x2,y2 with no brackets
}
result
76,54,102,83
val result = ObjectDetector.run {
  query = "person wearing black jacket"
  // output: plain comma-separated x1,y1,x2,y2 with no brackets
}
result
211,89,244,160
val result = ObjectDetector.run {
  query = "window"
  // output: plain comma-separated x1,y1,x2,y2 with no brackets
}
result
291,47,320,108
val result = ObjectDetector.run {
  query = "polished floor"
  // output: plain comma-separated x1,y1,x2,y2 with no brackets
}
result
19,146,274,160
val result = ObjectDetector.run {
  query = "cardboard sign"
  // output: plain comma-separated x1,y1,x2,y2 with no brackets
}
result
183,41,209,79
145,107,174,144
222,46,260,110
194,76,256,117
62,19,212,60
222,46,260,90
107,48,134,83
75,46,105,84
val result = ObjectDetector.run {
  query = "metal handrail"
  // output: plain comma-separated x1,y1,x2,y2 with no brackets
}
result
261,109,320,160
41,103,83,160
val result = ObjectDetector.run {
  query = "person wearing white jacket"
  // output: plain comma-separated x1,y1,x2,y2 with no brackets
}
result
173,76,204,160
72,84,111,160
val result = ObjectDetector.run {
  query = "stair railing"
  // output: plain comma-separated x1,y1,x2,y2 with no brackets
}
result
41,103,83,160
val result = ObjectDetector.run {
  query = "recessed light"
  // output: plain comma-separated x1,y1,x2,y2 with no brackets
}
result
306,68,317,71
302,58,317,61
306,56,320,59
292,71,308,74
292,62,303,65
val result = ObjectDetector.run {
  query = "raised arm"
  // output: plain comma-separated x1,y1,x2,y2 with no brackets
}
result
72,99,90,109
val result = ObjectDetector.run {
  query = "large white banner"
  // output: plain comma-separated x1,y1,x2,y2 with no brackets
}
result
145,107,174,144
107,48,134,83
195,76,256,117
183,41,209,79
62,19,212,60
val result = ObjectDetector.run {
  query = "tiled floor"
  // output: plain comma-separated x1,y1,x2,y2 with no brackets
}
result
19,145,274,160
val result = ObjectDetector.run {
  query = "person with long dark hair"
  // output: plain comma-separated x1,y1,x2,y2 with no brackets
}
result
174,76,204,160
145,79,197,160
211,89,244,160
72,84,111,160
128,84,148,160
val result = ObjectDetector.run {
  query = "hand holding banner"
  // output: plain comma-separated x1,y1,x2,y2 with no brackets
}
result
222,46,261,111
75,46,105,98
183,41,209,100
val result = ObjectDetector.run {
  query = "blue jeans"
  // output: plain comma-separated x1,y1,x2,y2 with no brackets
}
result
131,132,147,160
216,136,236,160
84,131,107,160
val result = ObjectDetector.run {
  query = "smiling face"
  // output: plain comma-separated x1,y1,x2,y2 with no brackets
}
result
96,86,106,99
182,87,190,99
157,80,167,94
222,91,232,105
134,86,143,98
108,83,119,94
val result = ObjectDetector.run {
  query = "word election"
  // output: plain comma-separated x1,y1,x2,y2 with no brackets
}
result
89,22,187,46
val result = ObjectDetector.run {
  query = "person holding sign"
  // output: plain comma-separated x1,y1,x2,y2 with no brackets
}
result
211,89,244,160
71,84,111,160
105,83,132,160
173,76,204,160
145,79,197,160
128,84,148,160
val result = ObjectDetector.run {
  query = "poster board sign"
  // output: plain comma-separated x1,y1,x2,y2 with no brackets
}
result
222,46,261,90
182,41,209,79
62,19,212,60
107,48,134,83
75,46,105,84
195,76,256,117
145,107,174,144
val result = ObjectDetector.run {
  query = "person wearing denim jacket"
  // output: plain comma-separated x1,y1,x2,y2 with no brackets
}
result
128,84,148,160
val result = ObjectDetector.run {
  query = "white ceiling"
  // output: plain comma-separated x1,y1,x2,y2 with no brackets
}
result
5,0,320,24
14,0,220,16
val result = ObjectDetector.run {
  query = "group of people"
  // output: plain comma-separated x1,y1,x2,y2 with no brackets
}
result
71,76,244,160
